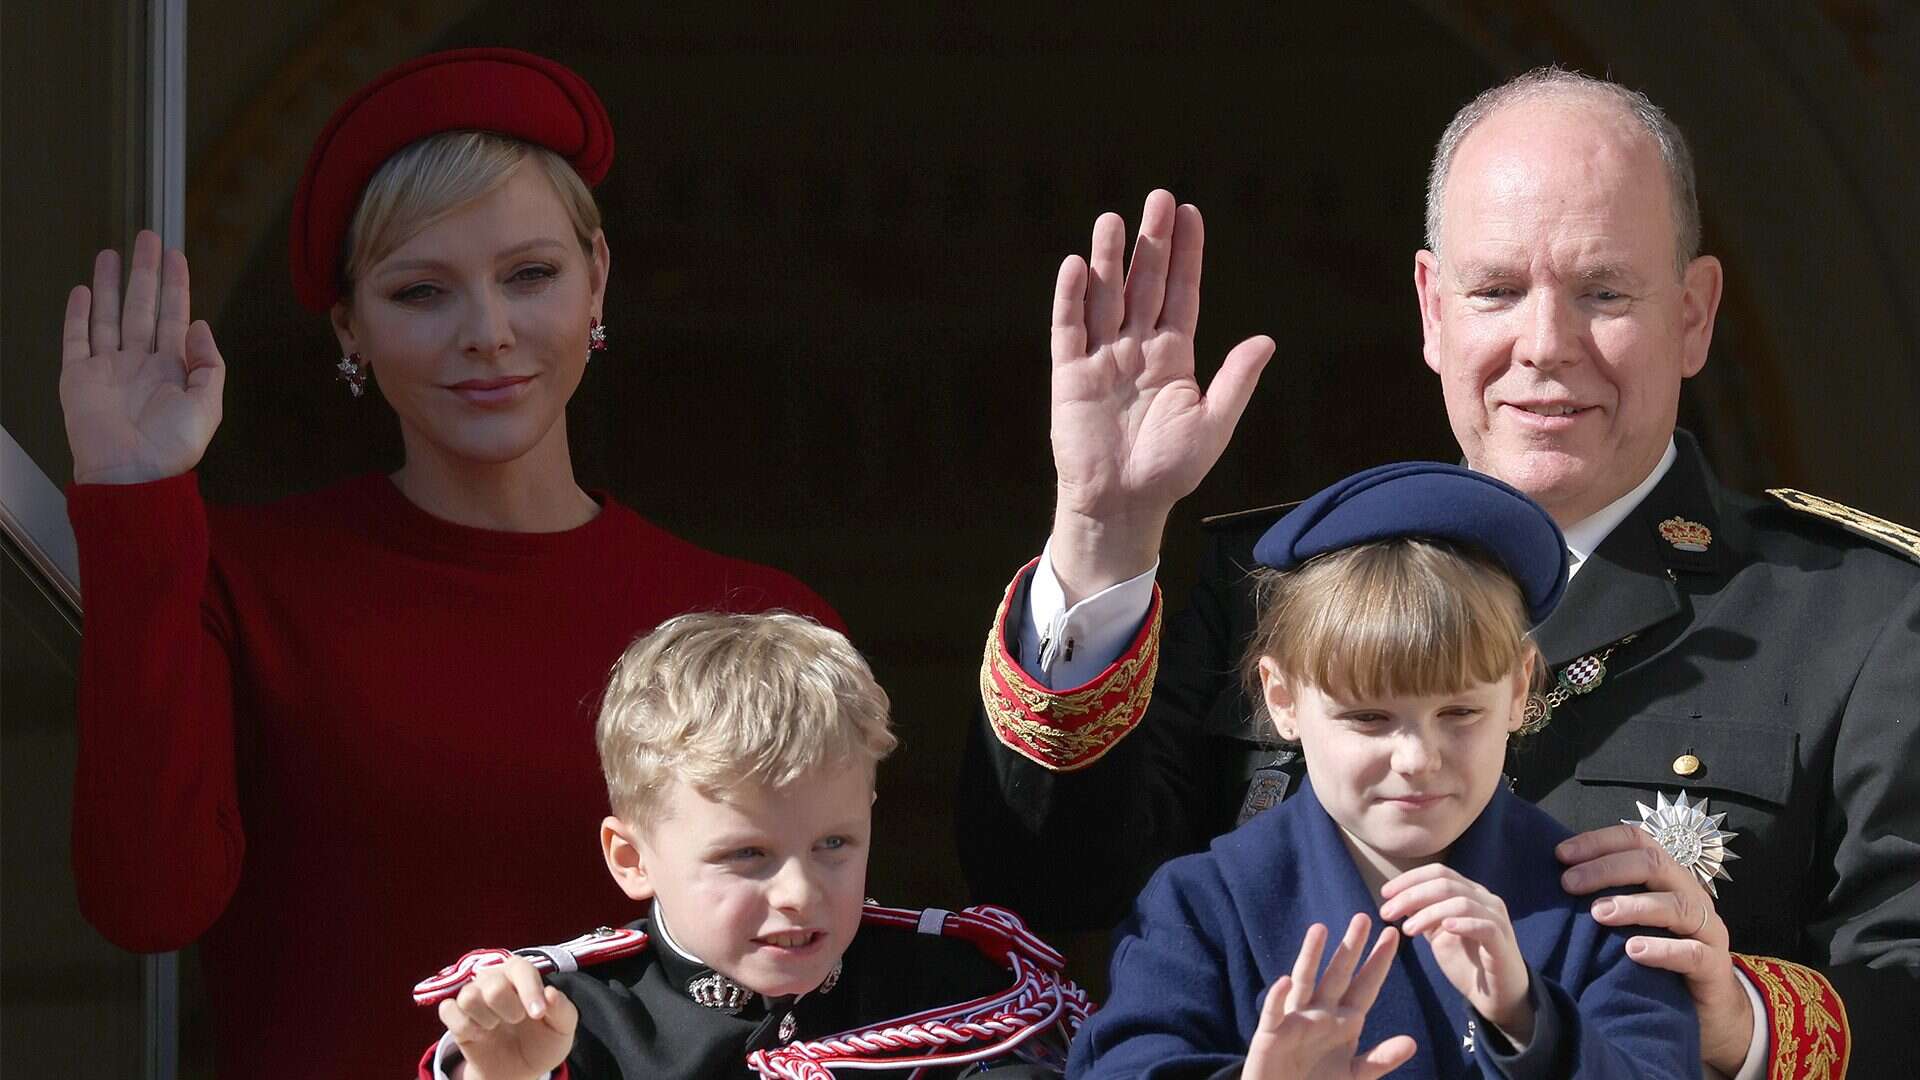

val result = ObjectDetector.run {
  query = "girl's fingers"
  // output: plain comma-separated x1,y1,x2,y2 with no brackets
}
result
1439,916,1505,943
1354,1034,1420,1080
1379,871,1477,921
1347,926,1401,1011
1314,913,1373,1006
1400,896,1486,938
1285,922,1329,1013
1256,975,1295,1033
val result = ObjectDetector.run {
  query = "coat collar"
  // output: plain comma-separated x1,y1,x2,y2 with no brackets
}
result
1282,776,1518,918
648,904,798,1026
1533,431,1727,665
1281,779,1483,1075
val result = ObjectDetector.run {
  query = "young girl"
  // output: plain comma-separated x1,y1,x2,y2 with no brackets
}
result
1067,462,1698,1079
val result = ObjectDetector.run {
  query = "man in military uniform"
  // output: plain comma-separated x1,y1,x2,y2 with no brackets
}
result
962,68,1919,1078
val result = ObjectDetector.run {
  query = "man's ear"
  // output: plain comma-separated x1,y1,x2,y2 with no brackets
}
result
601,815,654,902
1259,657,1299,742
1678,254,1723,379
1413,249,1446,375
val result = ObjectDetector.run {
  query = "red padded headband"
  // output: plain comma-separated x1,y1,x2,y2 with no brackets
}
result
288,47,614,312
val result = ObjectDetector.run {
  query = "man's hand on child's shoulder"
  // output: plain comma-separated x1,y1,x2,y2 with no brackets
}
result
1244,914,1416,1080
438,955,578,1080
1380,864,1535,1047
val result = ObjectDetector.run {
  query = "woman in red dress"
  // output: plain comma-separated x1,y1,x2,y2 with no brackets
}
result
59,49,837,1077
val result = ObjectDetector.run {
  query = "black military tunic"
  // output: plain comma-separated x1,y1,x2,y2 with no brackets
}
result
422,905,1079,1079
960,431,1920,1072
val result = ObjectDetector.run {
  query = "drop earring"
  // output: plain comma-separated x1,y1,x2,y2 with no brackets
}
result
336,353,366,398
587,316,609,359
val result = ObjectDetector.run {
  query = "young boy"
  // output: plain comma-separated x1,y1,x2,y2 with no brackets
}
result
415,612,1087,1079
1070,463,1700,1079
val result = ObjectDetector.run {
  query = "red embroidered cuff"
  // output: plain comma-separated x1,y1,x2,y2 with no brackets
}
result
978,558,1162,772
1730,952,1849,1080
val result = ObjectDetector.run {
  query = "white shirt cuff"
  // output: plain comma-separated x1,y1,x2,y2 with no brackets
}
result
1727,966,1769,1080
430,1031,553,1080
1015,539,1158,689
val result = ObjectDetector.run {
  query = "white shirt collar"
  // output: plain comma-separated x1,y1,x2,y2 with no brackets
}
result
1560,438,1679,579
650,901,704,964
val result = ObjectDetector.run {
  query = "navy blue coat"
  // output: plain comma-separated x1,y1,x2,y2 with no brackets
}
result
1068,781,1699,1079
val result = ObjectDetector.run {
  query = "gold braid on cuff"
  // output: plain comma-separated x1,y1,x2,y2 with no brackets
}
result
978,562,1163,772
1729,952,1849,1080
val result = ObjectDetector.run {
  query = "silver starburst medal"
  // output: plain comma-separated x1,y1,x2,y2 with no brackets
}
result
1624,790,1741,898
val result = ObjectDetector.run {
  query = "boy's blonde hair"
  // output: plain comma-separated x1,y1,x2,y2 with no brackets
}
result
339,130,602,302
596,612,897,828
1241,539,1539,712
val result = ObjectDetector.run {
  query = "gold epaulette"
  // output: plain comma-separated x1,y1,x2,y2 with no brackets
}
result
1730,953,1849,1079
1768,488,1920,565
978,558,1162,772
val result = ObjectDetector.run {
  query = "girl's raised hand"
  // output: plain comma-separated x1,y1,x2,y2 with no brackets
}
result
1243,913,1417,1080
1380,864,1535,1046
60,230,226,485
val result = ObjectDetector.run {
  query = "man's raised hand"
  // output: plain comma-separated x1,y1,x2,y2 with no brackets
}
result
1048,190,1274,603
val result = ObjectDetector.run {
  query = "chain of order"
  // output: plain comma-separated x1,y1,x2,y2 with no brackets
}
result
1519,633,1639,736
1543,633,1638,709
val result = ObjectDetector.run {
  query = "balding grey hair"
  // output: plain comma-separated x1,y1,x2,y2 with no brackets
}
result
1424,67,1701,278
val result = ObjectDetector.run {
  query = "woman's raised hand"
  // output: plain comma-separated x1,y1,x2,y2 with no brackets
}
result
61,230,226,485
1047,189,1274,603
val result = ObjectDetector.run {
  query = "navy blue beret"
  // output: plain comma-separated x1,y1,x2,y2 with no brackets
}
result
1251,462,1569,625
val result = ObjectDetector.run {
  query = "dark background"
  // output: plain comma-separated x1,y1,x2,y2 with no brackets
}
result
5,3,1918,1071
188,4,1920,923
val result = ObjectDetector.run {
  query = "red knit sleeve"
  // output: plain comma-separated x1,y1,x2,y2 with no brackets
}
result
67,473,245,952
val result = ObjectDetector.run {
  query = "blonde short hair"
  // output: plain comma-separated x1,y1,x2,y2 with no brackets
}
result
339,130,602,302
1241,539,1538,710
596,612,897,828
